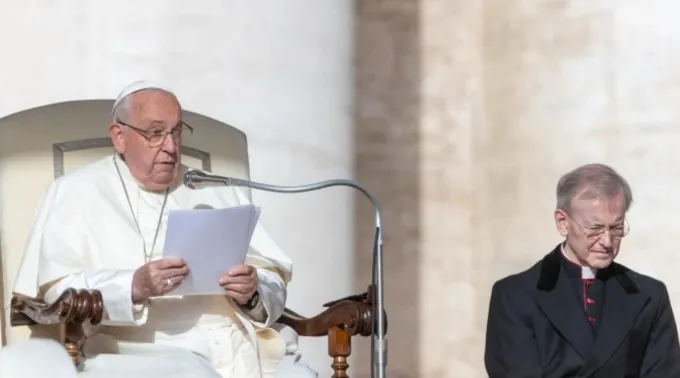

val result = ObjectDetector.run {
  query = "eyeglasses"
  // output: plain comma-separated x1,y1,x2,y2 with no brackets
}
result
116,120,194,147
565,212,630,241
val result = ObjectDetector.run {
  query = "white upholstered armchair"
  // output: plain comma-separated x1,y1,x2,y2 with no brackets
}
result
0,100,377,377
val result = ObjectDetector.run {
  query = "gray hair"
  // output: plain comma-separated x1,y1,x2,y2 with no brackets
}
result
556,163,633,213
111,94,133,124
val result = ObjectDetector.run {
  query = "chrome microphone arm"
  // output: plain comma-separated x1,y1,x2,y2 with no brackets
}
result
184,170,387,378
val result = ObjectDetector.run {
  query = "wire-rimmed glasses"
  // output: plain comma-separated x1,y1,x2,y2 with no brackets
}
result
116,120,193,147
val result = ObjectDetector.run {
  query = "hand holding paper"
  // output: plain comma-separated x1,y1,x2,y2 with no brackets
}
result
218,264,259,304
162,204,261,296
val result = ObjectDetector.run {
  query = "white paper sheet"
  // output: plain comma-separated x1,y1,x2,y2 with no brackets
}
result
161,204,261,296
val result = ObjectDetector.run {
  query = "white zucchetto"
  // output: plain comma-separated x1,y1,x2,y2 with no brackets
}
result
112,80,176,115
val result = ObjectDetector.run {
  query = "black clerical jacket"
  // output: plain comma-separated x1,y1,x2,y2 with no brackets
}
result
485,244,680,378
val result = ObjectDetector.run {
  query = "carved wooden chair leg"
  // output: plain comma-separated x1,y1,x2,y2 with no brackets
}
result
329,326,351,378
64,323,84,366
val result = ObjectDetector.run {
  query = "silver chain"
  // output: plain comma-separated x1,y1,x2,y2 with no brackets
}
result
113,154,169,263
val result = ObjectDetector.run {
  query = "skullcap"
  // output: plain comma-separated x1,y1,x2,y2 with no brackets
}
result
112,80,175,115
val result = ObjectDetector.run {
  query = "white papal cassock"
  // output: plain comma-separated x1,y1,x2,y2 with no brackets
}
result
0,339,78,378
12,154,307,378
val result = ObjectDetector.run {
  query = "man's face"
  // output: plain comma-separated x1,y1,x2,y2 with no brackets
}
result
110,90,183,192
555,193,627,269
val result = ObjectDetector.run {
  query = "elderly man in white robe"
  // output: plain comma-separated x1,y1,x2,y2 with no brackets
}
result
11,81,316,378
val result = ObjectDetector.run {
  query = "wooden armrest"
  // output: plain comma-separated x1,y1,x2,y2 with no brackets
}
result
277,286,387,337
10,288,104,327
10,288,104,366
276,285,388,378
278,294,373,338
10,286,387,377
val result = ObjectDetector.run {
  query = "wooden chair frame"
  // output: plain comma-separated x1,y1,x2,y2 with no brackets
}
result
10,285,382,378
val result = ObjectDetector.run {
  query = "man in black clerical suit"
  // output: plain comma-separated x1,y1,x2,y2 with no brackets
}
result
484,163,680,378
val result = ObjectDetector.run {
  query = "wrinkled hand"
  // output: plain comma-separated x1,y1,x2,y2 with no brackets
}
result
219,264,258,304
132,257,189,302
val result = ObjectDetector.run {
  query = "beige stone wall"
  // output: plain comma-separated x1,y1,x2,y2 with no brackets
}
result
354,1,424,377
355,0,680,377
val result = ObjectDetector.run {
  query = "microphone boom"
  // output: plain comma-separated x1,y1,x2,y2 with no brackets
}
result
183,170,388,378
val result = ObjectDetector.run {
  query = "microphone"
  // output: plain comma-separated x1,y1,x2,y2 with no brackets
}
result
183,170,387,378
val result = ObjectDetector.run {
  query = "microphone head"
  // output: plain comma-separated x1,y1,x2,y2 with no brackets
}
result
183,170,207,189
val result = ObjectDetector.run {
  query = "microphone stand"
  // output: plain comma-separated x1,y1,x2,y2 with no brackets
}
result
184,171,387,378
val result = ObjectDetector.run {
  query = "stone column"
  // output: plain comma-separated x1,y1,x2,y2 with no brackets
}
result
355,1,423,376
355,0,486,376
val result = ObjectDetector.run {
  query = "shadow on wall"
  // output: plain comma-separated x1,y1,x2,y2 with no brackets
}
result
354,1,421,377
0,230,5,345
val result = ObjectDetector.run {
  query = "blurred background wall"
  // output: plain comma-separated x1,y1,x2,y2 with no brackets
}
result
354,0,680,377
2,0,680,377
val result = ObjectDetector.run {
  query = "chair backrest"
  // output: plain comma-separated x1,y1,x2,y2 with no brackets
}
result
0,100,251,345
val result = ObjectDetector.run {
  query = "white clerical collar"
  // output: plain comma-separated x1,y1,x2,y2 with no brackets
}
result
112,154,180,197
113,154,140,186
561,243,597,279
112,154,159,195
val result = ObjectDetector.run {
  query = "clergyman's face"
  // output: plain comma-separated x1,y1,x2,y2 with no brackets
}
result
110,90,183,192
555,193,627,269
